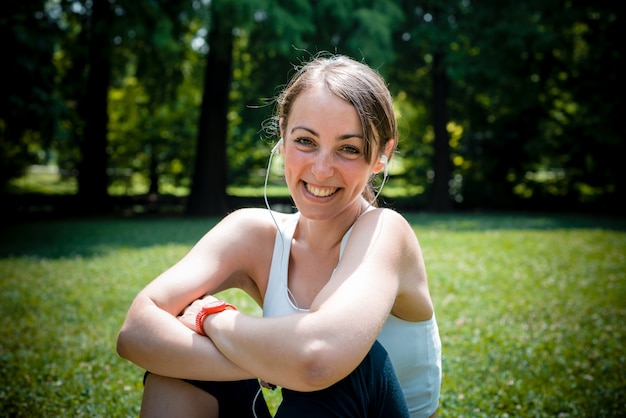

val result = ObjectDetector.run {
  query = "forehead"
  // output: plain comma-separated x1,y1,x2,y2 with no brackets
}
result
286,85,362,135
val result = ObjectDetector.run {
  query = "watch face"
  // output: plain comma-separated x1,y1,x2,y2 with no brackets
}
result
200,299,235,315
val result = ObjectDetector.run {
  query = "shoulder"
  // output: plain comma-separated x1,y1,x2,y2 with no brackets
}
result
358,207,414,235
221,207,268,223
221,207,290,226
216,208,295,239
193,208,295,282
352,208,419,255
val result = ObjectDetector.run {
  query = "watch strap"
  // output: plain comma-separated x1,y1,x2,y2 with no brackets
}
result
195,300,237,336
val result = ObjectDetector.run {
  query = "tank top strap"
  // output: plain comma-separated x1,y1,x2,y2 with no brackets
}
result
338,206,376,260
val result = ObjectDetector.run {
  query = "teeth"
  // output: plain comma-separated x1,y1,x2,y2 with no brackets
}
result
306,183,337,197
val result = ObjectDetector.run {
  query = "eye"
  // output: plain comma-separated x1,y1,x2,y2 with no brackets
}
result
338,140,364,160
340,145,361,155
294,136,316,147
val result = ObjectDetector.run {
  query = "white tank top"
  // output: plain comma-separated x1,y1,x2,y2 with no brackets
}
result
263,212,442,417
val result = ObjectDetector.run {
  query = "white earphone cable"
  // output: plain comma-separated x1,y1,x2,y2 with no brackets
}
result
371,155,389,205
254,142,285,417
264,148,281,233
252,386,263,418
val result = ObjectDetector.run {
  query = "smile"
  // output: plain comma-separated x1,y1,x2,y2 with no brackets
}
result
305,182,338,198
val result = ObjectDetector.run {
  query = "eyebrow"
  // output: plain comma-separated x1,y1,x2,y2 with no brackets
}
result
290,125,364,140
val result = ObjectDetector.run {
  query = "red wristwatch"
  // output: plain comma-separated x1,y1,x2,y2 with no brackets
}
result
195,300,237,336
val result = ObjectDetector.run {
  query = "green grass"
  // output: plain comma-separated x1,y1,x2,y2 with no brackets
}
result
0,213,624,417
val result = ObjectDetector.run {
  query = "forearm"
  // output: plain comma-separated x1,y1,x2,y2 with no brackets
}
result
117,298,255,381
201,269,397,391
202,310,373,391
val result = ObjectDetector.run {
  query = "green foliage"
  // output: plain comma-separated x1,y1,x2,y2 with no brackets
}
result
1,1,61,189
2,1,624,209
0,214,624,416
227,0,404,187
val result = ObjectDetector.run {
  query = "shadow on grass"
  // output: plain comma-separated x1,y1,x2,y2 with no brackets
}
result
0,211,624,260
0,216,221,259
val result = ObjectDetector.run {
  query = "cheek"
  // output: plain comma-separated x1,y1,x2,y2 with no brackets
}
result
281,155,301,183
283,149,314,169
342,163,373,187
283,152,372,184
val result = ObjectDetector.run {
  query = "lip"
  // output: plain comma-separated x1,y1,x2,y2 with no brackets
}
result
303,181,339,199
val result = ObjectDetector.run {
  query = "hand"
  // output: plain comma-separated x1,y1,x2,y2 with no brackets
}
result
177,295,219,332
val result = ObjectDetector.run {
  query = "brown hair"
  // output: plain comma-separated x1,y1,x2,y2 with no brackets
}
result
271,53,398,204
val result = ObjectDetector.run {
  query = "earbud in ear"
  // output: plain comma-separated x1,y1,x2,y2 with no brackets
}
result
380,154,388,177
271,138,283,155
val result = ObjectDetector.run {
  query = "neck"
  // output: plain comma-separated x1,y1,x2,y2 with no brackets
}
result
296,198,367,252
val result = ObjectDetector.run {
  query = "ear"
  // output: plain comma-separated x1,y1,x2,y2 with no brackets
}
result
372,139,396,174
279,117,285,138
372,157,386,175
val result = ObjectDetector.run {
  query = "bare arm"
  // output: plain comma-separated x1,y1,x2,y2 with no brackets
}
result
116,208,276,380
197,209,415,391
117,292,253,380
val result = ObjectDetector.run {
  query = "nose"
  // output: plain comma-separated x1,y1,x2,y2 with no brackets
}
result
310,151,334,180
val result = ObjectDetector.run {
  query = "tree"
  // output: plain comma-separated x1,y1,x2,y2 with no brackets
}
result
4,0,622,215
391,0,467,211
107,0,197,197
555,0,625,211
0,1,59,192
449,0,625,212
77,0,113,211
229,0,403,188
430,50,452,211
186,2,234,216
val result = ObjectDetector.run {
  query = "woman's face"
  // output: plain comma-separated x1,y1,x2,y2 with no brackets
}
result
280,85,382,220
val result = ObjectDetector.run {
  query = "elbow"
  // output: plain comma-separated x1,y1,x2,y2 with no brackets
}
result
295,341,349,391
116,331,129,360
301,364,336,391
116,326,135,361
116,298,151,362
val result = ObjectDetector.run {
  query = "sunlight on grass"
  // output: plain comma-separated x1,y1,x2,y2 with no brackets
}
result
0,214,624,416
8,168,77,194
419,228,626,416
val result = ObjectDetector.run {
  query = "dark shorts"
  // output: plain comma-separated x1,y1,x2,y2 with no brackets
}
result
275,341,409,418
147,341,409,418
142,373,271,417
184,378,272,418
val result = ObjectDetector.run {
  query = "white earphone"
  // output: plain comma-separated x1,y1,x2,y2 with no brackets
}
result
380,154,388,177
271,138,283,155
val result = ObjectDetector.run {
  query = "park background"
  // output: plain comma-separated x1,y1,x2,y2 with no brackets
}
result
1,1,625,417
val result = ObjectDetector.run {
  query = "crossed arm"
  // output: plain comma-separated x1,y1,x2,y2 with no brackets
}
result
117,208,407,391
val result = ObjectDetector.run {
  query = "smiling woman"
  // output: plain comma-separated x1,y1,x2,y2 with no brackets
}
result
277,83,387,220
273,53,398,209
117,53,441,418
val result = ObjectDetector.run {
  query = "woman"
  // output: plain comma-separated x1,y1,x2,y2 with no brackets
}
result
117,53,441,417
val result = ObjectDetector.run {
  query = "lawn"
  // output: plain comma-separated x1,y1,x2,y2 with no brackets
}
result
0,212,624,417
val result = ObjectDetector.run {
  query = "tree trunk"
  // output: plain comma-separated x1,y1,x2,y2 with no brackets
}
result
77,0,112,212
429,50,453,212
148,143,159,195
186,10,233,216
